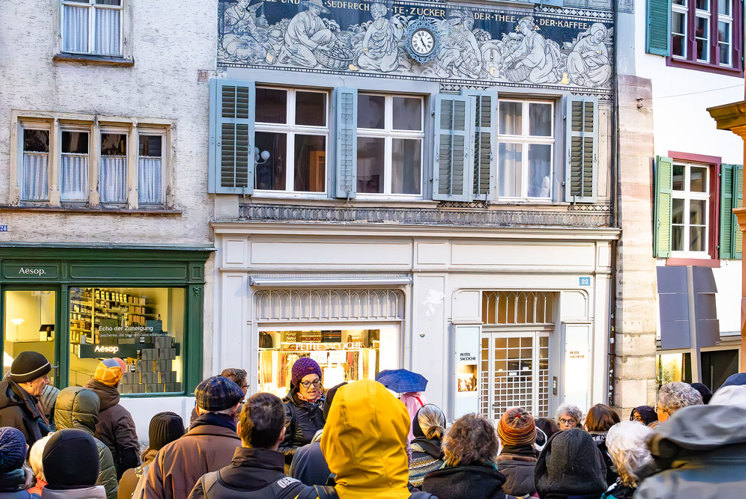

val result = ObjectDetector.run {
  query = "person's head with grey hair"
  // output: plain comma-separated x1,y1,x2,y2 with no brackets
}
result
413,404,447,441
606,421,654,490
556,403,583,431
656,382,703,422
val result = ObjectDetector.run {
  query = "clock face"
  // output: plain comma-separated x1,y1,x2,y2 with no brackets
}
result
411,29,435,55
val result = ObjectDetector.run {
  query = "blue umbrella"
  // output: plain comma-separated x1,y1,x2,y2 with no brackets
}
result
376,369,428,393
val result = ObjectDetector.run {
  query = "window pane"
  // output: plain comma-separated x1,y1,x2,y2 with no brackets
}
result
529,104,552,136
690,226,706,251
24,130,49,152
94,7,121,55
62,131,89,153
527,144,551,198
392,138,421,194
672,225,684,251
63,5,89,53
672,198,685,224
673,164,685,190
499,102,522,135
358,95,385,129
393,97,422,131
100,135,127,204
255,132,287,190
255,88,287,123
293,135,326,192
690,199,706,225
672,34,686,57
22,144,49,202
498,143,522,197
138,157,162,204
720,41,731,65
357,137,385,193
101,133,126,155
95,0,122,5
718,0,731,15
295,92,326,127
690,167,707,192
139,135,162,157
61,154,89,201
696,0,708,10
68,287,185,394
696,17,709,60
3,291,57,385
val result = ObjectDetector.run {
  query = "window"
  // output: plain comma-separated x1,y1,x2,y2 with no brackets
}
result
139,134,165,205
61,0,123,56
21,129,50,202
718,0,733,66
672,0,688,57
254,88,328,193
498,100,554,199
671,162,710,254
100,132,127,204
356,94,423,196
61,130,90,202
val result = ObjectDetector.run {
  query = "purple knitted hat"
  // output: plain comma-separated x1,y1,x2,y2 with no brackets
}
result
291,357,322,386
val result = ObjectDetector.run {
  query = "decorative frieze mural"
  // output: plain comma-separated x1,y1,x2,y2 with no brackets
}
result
218,0,613,94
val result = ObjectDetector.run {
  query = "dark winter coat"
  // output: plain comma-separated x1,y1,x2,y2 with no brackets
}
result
635,404,746,499
421,463,509,498
588,431,618,486
497,445,537,497
290,434,331,486
0,379,49,447
408,437,444,489
279,390,325,465
118,448,157,499
54,387,119,499
187,446,317,499
85,380,140,479
600,483,635,499
0,469,39,499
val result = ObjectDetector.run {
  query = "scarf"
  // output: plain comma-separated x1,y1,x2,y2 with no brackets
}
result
190,412,236,432
498,444,538,462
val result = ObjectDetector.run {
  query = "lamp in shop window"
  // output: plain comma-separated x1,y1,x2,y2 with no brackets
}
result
255,147,270,165
10,318,24,341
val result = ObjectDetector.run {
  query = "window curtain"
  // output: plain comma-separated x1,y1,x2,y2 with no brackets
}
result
61,154,89,201
63,5,89,53
94,8,121,55
21,153,49,201
138,157,163,204
100,156,127,203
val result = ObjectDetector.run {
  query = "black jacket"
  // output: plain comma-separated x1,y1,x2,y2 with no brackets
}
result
588,431,618,486
422,464,510,499
279,390,325,464
0,379,49,447
187,447,317,498
497,446,537,497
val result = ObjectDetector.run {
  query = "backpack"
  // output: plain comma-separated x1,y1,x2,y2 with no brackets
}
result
200,470,308,498
312,485,437,498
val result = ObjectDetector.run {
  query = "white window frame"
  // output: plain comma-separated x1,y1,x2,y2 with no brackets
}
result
672,0,689,59
137,130,167,206
718,0,733,66
60,0,124,56
356,93,425,199
59,123,92,203
18,122,53,202
695,0,711,62
497,99,555,201
254,87,329,196
671,162,710,258
98,126,129,205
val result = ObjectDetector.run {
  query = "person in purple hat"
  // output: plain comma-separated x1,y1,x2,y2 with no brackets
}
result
279,357,325,467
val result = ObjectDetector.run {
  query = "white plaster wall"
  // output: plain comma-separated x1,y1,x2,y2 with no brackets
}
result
0,0,217,244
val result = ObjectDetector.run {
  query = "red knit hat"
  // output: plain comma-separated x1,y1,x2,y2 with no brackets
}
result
498,407,536,447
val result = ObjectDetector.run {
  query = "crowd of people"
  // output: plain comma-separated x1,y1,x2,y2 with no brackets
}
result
2,350,746,498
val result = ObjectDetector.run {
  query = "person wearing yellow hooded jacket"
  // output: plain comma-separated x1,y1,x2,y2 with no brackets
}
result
317,379,437,499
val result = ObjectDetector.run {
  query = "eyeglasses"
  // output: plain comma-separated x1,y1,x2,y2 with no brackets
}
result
300,379,322,388
558,418,577,425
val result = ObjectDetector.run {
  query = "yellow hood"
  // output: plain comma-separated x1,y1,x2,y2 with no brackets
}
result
320,379,411,499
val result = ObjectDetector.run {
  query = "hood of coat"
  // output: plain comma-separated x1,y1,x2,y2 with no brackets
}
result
84,380,119,411
423,464,507,497
535,428,607,498
42,485,107,499
320,379,410,498
54,387,99,434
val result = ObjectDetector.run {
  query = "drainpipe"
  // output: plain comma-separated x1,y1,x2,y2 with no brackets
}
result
608,0,620,407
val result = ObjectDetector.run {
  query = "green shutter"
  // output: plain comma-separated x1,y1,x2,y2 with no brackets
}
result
734,165,743,259
333,87,357,199
462,89,497,201
564,96,598,203
654,156,674,258
433,94,472,201
646,0,671,56
720,163,735,259
208,79,255,194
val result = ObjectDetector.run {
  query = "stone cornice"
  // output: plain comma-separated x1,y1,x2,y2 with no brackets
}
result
707,100,746,135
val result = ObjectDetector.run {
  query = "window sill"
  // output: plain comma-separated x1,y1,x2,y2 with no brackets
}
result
53,53,134,67
666,57,744,77
0,205,181,216
665,257,721,268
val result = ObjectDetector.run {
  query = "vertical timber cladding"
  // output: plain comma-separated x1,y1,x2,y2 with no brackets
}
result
218,0,613,95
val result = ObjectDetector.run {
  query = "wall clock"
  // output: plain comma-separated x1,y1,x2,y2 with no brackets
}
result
405,18,440,64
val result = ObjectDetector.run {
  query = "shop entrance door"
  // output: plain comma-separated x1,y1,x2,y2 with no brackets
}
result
2,289,58,385
480,330,550,420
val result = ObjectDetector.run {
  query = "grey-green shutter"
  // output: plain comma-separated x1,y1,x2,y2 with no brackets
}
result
333,87,358,199
654,156,674,258
720,163,735,259
463,89,497,201
208,79,255,194
433,94,472,201
564,96,598,203
646,0,671,56
734,165,743,259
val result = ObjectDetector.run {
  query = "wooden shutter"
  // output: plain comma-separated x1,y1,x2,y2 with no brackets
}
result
433,94,472,201
208,79,255,194
654,156,674,258
720,163,735,259
646,0,671,56
564,96,598,203
463,89,497,201
734,165,743,259
333,87,357,199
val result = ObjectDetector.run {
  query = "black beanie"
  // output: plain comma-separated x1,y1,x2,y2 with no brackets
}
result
149,412,185,451
42,429,99,489
535,428,607,498
10,351,51,383
691,382,713,404
323,382,347,421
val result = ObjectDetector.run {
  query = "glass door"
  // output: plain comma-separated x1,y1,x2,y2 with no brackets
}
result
3,289,58,385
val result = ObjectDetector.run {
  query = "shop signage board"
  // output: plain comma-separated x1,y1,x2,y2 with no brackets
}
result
563,323,590,411
2,263,59,280
0,225,8,232
454,325,480,418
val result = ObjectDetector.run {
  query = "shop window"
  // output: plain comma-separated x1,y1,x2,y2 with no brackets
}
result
68,287,185,393
21,129,50,202
657,352,693,385
3,291,57,384
61,0,123,57
356,94,424,196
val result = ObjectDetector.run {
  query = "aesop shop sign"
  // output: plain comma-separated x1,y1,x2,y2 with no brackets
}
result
2,263,59,280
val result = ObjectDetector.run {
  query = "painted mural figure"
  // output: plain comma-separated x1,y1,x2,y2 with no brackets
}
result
357,3,405,72
222,0,269,63
438,11,482,78
503,17,561,84
566,23,611,86
277,0,335,67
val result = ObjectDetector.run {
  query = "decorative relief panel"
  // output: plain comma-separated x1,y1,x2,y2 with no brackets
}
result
254,288,405,321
